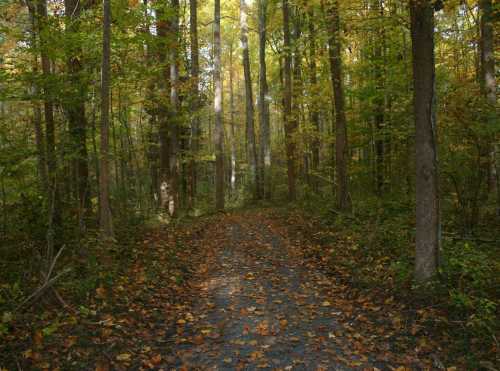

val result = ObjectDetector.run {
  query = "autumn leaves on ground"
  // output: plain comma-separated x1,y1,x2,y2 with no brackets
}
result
2,209,467,370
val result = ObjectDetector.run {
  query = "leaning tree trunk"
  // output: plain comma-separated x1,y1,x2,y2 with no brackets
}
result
240,0,260,199
282,0,296,201
326,0,350,211
214,0,225,210
258,0,271,199
32,0,60,266
410,0,440,282
99,0,114,239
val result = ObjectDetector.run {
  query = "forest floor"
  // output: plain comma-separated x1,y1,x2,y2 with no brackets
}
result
2,209,466,370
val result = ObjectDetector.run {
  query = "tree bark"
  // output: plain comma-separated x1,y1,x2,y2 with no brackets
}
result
156,3,171,211
188,0,200,209
326,0,350,211
410,0,440,282
373,0,384,196
258,0,271,199
308,8,320,192
229,42,237,193
214,0,225,210
282,0,296,201
479,0,499,215
169,0,180,217
27,8,49,197
64,0,90,218
99,0,114,239
240,0,260,199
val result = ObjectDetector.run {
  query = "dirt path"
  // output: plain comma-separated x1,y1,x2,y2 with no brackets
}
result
164,212,384,370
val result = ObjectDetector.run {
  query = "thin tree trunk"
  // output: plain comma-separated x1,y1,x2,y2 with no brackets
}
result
156,3,171,211
373,0,384,196
410,0,440,282
326,0,350,211
188,0,200,209
308,8,320,192
240,0,260,199
229,42,237,192
479,0,498,215
258,0,271,199
292,8,302,193
99,0,114,239
34,0,59,267
283,0,296,201
214,0,225,210
169,0,180,217
27,8,49,197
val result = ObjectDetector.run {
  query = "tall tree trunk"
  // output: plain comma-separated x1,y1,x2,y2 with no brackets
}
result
479,0,499,215
292,8,302,191
188,0,200,209
326,0,350,211
410,0,439,282
64,0,90,219
308,8,320,192
373,0,384,196
282,0,296,201
99,0,114,239
229,42,237,193
169,0,180,217
240,0,260,198
214,0,225,210
28,9,49,196
34,0,60,266
258,0,271,199
156,3,171,211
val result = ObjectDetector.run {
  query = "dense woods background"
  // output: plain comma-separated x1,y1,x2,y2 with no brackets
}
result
0,0,498,368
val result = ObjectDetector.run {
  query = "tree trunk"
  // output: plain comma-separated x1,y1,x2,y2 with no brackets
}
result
292,8,302,191
308,8,320,192
169,0,180,217
28,9,49,197
240,0,260,199
258,0,271,199
156,3,171,211
326,0,350,211
64,0,90,218
282,0,296,201
214,0,225,210
410,0,440,282
188,0,200,209
373,0,384,196
229,42,237,193
479,0,499,215
99,0,114,239
33,0,60,266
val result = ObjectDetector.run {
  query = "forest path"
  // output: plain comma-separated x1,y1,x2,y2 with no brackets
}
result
164,211,383,370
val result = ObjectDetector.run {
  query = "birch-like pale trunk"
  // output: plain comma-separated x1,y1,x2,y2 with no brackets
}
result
258,0,271,199
214,0,225,210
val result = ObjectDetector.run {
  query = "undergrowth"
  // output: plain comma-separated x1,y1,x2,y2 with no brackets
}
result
281,193,499,368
